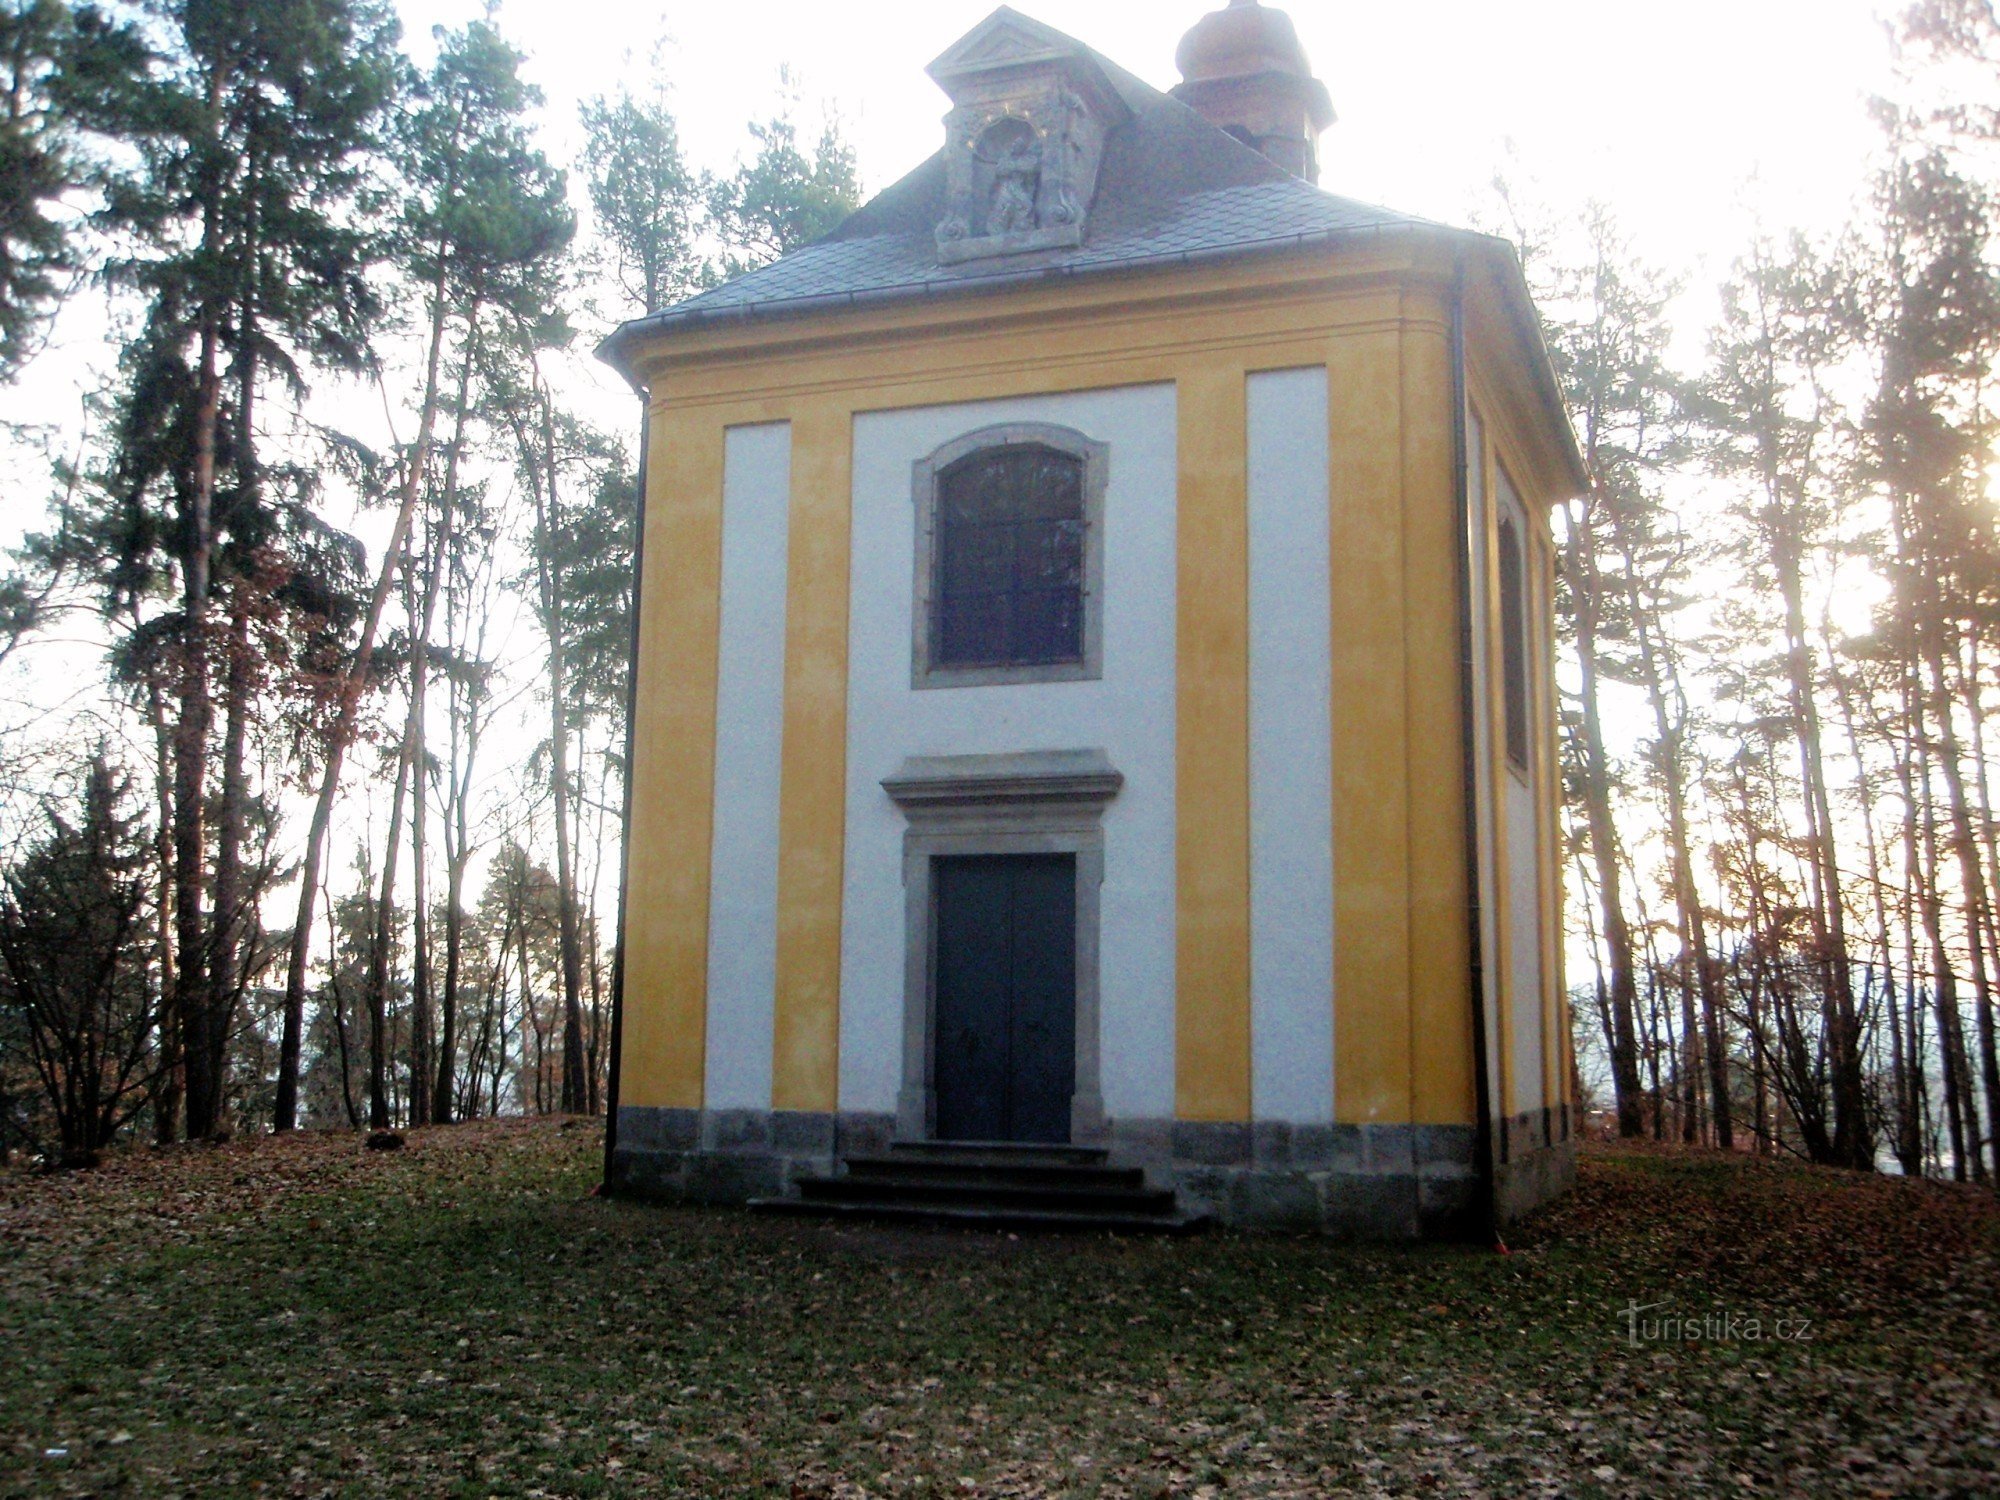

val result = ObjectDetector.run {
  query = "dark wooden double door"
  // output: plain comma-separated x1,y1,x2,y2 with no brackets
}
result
932,854,1076,1144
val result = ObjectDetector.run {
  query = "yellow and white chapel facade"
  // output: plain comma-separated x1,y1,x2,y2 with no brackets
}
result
600,1,1583,1236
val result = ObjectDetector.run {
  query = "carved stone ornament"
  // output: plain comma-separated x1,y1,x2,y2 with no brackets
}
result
927,8,1132,265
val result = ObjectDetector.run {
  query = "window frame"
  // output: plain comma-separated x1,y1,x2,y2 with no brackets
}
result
910,421,1109,690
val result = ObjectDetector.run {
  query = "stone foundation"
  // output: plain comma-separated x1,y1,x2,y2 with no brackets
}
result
1493,1105,1581,1226
609,1107,896,1205
607,1103,1577,1239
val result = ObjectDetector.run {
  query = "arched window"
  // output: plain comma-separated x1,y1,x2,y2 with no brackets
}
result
913,424,1108,688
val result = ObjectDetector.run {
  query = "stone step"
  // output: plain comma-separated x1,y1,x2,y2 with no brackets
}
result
749,1136,1195,1233
748,1195,1209,1235
798,1173,1177,1216
839,1154,1147,1192
886,1139,1111,1166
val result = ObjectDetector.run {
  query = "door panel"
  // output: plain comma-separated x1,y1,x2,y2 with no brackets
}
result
933,858,1013,1143
933,854,1077,1143
1006,855,1077,1143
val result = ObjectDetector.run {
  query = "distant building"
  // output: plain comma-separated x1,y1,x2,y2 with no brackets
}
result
599,1,1583,1236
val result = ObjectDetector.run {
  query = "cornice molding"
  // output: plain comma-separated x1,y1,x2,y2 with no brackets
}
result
882,749,1125,814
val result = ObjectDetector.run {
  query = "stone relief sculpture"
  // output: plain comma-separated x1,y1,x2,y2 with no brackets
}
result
927,14,1131,265
980,124,1043,236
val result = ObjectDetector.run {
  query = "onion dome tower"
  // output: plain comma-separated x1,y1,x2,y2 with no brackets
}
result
1172,0,1335,183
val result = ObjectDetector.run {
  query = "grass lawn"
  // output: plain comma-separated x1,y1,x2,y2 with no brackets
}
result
1,1121,1995,1497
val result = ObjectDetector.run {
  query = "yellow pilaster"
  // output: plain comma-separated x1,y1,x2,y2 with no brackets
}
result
1174,362,1254,1123
771,401,855,1113
1330,328,1411,1124
1403,300,1476,1128
617,405,726,1110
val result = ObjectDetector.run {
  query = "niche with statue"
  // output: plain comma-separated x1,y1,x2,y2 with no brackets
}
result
928,13,1131,265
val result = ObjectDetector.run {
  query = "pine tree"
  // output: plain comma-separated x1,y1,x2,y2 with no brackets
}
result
579,82,701,319
1703,235,1875,1169
429,453,500,1124
271,15,572,1130
706,91,859,277
1857,143,2000,1179
0,0,144,380
481,327,614,1116
1527,202,1678,1138
0,754,157,1166
84,0,397,1139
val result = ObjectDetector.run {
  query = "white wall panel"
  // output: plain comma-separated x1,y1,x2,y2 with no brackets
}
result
1498,466,1547,1116
840,385,1179,1119
1247,367,1335,1124
702,422,793,1110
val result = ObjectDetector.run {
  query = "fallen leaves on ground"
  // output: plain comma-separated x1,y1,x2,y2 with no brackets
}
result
0,1122,1994,1497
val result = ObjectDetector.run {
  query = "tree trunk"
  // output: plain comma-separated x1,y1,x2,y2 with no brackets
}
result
320,883,360,1131
1772,553,1869,1169
430,353,476,1124
1897,789,1931,1176
521,377,589,1115
585,741,611,1115
491,900,517,1116
174,312,222,1139
1922,641,2000,1180
402,350,474,1128
204,254,263,1131
368,701,413,1130
203,584,254,1123
1564,502,1646,1135
436,831,467,1125
513,904,542,1115
143,665,181,1144
1618,529,1726,1148
1842,664,1922,1173
404,501,450,1128
270,265,454,1131
1915,710,1983,1181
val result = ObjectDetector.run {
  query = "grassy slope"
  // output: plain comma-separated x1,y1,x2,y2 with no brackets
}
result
0,1121,1995,1498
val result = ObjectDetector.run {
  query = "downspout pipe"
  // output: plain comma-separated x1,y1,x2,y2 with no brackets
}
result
1450,253,1502,1245
601,380,651,1194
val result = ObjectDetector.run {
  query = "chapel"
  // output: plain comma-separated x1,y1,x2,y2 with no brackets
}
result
598,0,1584,1236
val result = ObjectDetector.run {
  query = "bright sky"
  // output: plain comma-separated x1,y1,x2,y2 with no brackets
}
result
429,0,1900,277
0,0,1911,900
1,0,1904,474
0,0,1929,1090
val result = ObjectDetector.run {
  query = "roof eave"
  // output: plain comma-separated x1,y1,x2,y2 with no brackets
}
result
598,322,649,393
1462,233,1589,496
599,223,1587,501
597,216,1439,387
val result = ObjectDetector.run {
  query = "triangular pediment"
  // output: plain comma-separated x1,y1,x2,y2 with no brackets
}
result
927,7,1086,83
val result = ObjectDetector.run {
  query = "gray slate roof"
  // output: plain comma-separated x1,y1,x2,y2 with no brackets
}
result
602,42,1450,357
